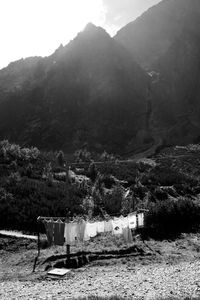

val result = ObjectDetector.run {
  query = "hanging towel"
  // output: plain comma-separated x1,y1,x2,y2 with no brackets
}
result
128,213,137,229
44,221,54,245
122,227,133,244
54,222,65,246
121,216,129,229
84,222,97,241
64,223,79,245
138,213,144,227
97,221,105,234
104,220,113,233
112,218,123,235
78,220,86,242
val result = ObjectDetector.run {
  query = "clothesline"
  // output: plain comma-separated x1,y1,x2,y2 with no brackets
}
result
37,209,148,224
33,211,146,272
39,212,145,248
37,216,67,222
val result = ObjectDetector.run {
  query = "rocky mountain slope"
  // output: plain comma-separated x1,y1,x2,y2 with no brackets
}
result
115,0,200,70
1,0,200,153
115,0,200,146
0,24,150,153
0,57,42,100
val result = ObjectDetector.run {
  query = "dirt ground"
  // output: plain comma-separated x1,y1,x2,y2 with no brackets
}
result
1,233,200,299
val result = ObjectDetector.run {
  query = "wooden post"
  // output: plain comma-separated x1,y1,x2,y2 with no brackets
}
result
66,244,70,262
33,218,41,272
66,212,71,262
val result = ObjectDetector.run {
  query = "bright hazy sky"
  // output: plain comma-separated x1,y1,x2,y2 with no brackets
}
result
0,0,161,70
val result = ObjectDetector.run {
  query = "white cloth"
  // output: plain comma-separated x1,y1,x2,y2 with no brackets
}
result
112,218,123,235
97,221,105,233
123,227,133,244
64,223,79,245
84,222,97,241
121,216,129,228
128,213,137,229
124,189,130,198
138,213,144,227
104,220,113,232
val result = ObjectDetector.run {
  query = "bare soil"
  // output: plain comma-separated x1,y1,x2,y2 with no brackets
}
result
1,233,200,299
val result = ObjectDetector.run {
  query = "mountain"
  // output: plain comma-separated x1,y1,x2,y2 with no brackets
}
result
0,23,150,154
115,0,200,146
115,0,200,70
0,57,42,103
2,0,200,154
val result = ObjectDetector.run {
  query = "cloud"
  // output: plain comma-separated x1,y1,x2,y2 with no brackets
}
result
102,0,162,35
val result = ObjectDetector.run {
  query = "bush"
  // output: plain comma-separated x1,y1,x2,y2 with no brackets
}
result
103,185,123,215
56,150,65,167
0,183,85,232
141,165,198,187
144,197,200,238
87,162,97,182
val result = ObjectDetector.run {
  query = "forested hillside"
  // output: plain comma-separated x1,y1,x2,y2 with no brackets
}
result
1,140,200,237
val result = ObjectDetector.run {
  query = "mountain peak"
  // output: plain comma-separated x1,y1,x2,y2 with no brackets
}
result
84,22,97,31
81,22,110,39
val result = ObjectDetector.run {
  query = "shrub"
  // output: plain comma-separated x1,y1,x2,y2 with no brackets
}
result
0,182,85,232
56,150,65,167
144,197,200,238
141,165,198,187
103,185,123,215
87,162,97,182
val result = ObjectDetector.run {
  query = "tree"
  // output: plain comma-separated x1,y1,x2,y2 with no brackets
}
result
74,148,92,163
87,162,97,182
56,150,65,167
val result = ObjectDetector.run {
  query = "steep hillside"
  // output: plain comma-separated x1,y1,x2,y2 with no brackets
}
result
115,0,200,146
115,0,200,69
151,26,200,144
0,57,43,103
0,24,150,154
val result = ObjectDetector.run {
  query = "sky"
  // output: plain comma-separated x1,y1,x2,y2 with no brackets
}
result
0,0,161,70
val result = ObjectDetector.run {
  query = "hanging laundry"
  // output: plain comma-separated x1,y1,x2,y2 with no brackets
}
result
44,221,54,245
112,218,123,235
128,213,137,229
138,213,144,227
84,222,97,241
41,210,145,247
78,220,86,242
121,216,129,229
97,221,105,234
122,227,133,244
64,223,79,245
124,189,130,199
54,221,65,246
104,220,113,233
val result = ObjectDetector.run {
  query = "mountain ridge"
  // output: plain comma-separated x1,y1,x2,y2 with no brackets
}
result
115,0,200,147
1,0,200,154
0,23,151,154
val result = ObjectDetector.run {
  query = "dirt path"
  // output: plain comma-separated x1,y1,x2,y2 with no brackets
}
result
1,259,200,299
1,234,200,299
0,230,37,240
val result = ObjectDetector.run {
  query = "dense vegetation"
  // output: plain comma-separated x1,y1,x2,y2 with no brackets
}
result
1,140,200,238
